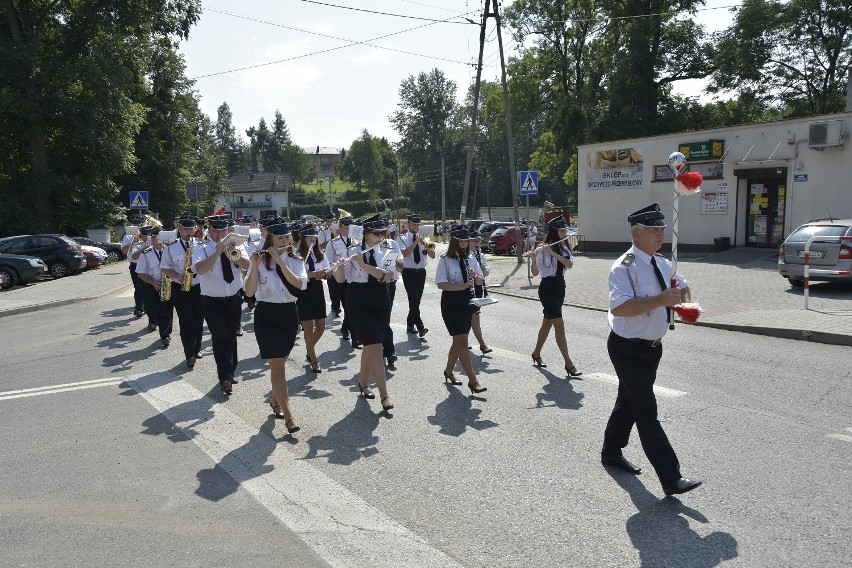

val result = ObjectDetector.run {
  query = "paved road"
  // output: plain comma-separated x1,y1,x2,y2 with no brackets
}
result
1,260,850,567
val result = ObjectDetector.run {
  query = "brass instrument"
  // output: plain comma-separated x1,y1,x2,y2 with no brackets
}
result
420,236,436,252
144,214,163,230
181,239,194,292
160,270,172,301
220,233,248,261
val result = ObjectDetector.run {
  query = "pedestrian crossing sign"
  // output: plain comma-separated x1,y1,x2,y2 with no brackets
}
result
518,170,538,195
130,191,149,209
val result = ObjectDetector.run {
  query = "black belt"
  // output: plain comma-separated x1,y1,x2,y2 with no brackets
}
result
403,267,426,272
616,334,662,347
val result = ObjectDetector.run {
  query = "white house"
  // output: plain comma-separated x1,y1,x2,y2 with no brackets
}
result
577,111,852,251
215,172,292,221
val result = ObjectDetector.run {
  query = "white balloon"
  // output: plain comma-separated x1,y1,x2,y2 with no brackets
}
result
668,151,687,174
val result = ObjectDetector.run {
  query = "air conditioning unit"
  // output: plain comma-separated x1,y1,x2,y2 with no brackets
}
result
808,120,844,149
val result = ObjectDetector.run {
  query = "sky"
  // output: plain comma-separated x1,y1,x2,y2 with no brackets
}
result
179,0,739,151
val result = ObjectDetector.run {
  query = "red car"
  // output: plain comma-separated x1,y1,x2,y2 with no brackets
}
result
80,245,108,269
488,226,544,255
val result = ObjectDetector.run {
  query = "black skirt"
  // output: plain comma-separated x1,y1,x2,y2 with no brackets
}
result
254,301,299,359
296,279,327,321
441,289,475,336
538,275,566,319
347,282,390,346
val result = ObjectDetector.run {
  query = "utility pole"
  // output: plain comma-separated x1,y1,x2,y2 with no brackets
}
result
441,156,446,224
460,0,522,262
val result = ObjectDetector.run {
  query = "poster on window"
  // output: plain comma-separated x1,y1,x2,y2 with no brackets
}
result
700,192,728,214
586,148,644,190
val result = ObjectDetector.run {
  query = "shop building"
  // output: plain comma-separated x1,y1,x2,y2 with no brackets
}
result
577,112,851,252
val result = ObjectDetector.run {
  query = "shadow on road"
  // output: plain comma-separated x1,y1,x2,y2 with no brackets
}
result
427,384,498,436
303,397,381,465
533,369,584,410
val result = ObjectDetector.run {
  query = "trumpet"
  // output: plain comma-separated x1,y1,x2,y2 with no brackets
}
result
220,233,248,261
420,235,436,252
522,234,575,258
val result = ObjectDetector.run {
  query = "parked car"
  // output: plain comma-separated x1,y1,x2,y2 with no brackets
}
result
489,226,545,256
299,214,322,225
0,253,48,290
71,237,123,263
479,221,514,251
80,245,108,269
0,234,87,278
777,218,852,287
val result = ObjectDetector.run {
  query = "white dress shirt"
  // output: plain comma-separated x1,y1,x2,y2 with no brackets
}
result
469,249,489,277
535,244,573,279
254,254,308,303
135,247,164,280
608,245,688,340
305,250,331,274
193,240,246,297
397,232,429,269
344,242,399,283
317,226,334,246
326,234,357,265
436,254,477,285
160,239,200,286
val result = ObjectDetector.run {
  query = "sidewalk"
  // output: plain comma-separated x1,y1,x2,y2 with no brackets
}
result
2,248,851,346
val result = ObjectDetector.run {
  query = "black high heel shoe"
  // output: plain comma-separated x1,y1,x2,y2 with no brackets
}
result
565,365,583,378
479,345,493,354
270,402,285,419
285,417,300,433
531,353,546,368
468,382,488,394
381,396,394,410
359,384,375,399
443,370,462,385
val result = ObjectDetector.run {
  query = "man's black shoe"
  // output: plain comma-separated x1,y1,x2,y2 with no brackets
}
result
601,454,642,474
352,340,362,349
186,356,196,370
195,352,204,359
341,331,350,341
418,327,428,338
162,337,170,349
663,478,702,496
220,380,232,395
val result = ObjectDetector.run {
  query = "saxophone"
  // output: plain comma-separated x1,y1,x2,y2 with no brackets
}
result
160,270,172,301
181,239,194,292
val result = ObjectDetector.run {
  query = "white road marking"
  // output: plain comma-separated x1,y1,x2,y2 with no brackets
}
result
117,289,135,298
828,434,852,443
583,372,688,398
0,377,126,401
126,373,464,568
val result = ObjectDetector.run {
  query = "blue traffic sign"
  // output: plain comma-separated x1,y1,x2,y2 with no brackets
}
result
518,171,538,195
130,191,149,209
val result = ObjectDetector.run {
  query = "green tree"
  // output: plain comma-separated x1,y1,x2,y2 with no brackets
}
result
0,0,200,233
215,102,247,175
710,0,852,115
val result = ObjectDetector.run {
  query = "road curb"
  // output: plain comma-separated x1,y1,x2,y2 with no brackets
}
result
0,282,134,319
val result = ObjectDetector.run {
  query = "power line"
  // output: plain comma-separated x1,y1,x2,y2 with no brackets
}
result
300,0,475,24
192,7,475,79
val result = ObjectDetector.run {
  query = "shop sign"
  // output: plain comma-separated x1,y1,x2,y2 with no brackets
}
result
585,147,644,190
678,140,725,162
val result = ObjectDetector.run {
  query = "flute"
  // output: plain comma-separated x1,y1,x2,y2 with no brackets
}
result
522,234,574,258
328,240,392,272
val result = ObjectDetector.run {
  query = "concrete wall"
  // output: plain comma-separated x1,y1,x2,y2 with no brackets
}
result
578,112,852,251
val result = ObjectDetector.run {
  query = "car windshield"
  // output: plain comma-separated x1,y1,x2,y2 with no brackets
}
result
787,225,850,242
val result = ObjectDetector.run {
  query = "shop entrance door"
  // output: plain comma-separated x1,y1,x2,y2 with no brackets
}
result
745,178,786,247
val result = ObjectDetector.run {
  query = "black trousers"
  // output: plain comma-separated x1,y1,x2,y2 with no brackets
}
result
382,281,397,357
129,263,145,312
328,277,341,313
202,293,242,384
401,268,426,331
338,281,357,342
141,282,173,340
172,283,204,359
602,332,681,484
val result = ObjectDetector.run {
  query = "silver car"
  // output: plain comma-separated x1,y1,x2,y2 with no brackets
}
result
777,218,852,287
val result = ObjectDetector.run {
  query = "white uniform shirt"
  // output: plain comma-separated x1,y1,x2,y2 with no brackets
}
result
608,245,688,340
535,244,573,279
305,250,331,275
245,237,263,256
436,254,477,285
123,234,148,262
160,239,200,286
343,242,399,284
326,234,357,265
469,249,489,277
397,232,429,269
135,247,164,280
317,226,334,246
192,240,246,297
254,254,308,303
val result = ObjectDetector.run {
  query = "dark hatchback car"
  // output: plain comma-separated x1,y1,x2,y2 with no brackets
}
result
71,236,124,263
0,253,48,289
0,235,87,278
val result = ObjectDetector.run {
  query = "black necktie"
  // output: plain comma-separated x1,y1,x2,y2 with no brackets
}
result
154,250,162,263
651,256,671,321
307,253,315,273
412,233,420,264
220,253,234,284
180,240,189,251
345,237,351,247
459,257,468,283
367,250,378,283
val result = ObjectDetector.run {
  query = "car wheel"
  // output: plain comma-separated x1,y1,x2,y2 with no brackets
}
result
0,266,18,290
49,260,70,279
788,277,804,288
107,250,122,263
509,244,517,256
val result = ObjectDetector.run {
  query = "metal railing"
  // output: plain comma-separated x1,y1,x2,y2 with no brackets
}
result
803,235,852,309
